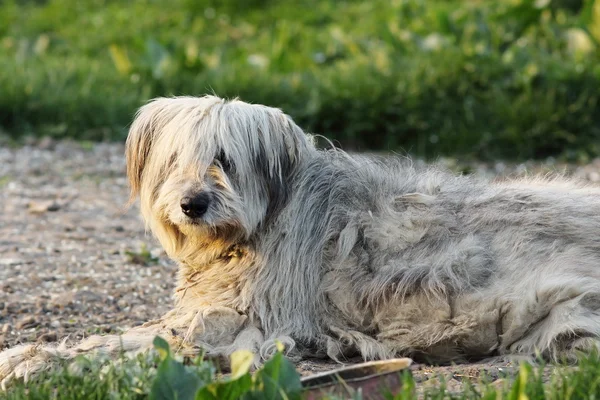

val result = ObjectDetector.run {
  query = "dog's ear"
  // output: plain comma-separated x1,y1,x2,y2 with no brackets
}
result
282,115,315,169
260,113,316,216
125,100,163,204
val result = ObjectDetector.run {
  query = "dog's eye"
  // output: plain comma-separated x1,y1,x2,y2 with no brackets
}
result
215,151,232,172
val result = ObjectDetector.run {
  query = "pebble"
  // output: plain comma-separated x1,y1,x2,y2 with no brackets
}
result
5,303,18,313
28,200,61,214
1,324,11,334
37,332,58,343
52,292,75,306
73,290,103,303
101,325,115,333
0,259,23,267
16,316,39,330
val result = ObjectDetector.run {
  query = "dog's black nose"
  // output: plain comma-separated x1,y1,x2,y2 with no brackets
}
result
180,193,210,218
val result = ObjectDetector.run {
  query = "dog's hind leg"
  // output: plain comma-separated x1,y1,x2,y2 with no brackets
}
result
500,287,600,363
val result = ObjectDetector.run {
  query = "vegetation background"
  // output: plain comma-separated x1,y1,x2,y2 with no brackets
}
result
2,0,600,161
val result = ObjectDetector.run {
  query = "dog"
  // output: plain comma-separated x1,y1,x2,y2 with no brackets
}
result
3,95,600,387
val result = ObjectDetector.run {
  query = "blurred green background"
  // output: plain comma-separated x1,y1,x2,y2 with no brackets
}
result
1,0,599,160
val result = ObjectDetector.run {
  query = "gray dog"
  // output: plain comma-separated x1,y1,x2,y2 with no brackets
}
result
2,95,600,387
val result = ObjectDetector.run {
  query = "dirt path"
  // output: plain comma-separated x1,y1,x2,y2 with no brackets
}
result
1,140,596,391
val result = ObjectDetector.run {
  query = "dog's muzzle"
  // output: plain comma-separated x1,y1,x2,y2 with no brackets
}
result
180,193,211,219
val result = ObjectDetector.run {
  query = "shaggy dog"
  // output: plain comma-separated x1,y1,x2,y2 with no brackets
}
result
2,95,600,386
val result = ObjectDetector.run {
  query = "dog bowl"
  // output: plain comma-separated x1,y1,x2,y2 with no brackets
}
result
301,358,413,399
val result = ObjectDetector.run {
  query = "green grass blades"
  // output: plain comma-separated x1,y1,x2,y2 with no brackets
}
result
0,353,159,400
7,341,600,399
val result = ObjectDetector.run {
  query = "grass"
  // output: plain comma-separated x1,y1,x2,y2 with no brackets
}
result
2,337,600,399
2,0,600,160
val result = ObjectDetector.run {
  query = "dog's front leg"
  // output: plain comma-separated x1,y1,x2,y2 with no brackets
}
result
0,305,257,388
172,306,298,367
0,321,178,389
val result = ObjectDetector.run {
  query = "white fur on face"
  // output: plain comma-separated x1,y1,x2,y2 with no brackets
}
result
154,165,247,239
125,95,316,260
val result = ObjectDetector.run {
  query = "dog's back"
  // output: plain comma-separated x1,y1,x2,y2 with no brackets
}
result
252,151,600,363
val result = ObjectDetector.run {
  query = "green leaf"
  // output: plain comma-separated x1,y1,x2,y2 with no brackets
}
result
196,374,253,400
153,336,171,361
150,336,207,400
253,352,302,400
195,350,253,400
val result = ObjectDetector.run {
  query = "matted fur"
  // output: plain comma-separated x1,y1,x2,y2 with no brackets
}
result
3,95,600,387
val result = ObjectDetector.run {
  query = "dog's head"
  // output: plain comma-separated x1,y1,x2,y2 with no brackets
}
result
126,96,314,260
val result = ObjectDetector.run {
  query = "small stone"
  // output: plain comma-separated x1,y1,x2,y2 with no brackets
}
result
46,203,61,212
101,325,115,333
28,200,61,214
50,320,61,329
589,171,600,182
37,332,58,343
5,303,18,313
1,324,11,334
16,316,39,330
0,259,22,267
52,292,75,306
114,225,125,232
74,290,102,303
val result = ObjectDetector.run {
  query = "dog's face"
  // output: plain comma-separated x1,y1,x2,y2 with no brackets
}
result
125,96,314,260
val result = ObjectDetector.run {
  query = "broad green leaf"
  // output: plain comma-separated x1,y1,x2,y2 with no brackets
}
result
197,374,253,400
153,336,171,361
150,337,206,400
253,352,302,400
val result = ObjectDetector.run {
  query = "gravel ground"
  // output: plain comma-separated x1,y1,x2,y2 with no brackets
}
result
1,139,597,391
0,140,176,349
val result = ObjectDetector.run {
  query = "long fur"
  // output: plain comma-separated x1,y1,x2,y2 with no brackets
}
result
3,95,600,387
